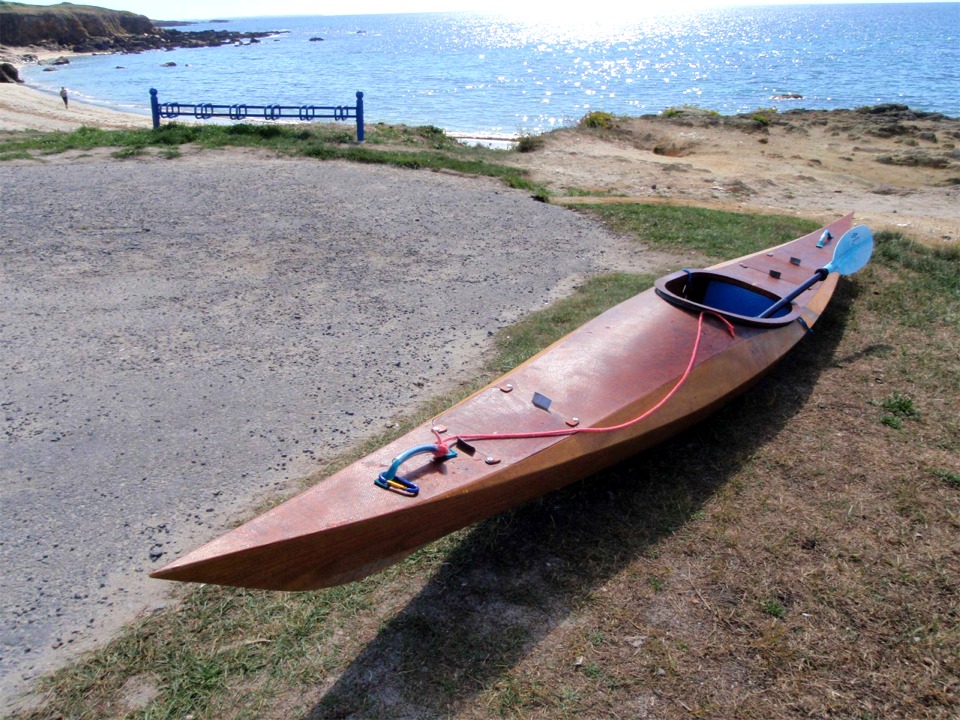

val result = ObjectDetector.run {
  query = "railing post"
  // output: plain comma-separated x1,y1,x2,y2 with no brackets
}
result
150,88,160,129
355,91,364,143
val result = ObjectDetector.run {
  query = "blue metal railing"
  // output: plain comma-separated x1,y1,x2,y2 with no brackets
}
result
149,88,364,142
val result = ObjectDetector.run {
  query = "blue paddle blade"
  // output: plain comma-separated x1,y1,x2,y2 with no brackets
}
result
824,225,873,277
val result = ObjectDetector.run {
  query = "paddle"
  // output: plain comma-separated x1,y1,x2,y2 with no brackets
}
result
759,224,874,318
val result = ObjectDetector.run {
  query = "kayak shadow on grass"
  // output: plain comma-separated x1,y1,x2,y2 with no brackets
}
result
308,280,861,719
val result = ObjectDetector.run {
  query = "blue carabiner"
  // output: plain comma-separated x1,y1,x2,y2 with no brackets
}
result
374,443,457,497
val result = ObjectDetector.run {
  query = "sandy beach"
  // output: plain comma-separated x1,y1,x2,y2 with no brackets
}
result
2,44,959,713
0,48,152,131
0,80,151,131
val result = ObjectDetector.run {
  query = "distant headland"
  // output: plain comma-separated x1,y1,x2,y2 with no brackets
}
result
0,2,279,54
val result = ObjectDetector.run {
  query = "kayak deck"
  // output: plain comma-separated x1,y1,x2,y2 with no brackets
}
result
151,214,854,591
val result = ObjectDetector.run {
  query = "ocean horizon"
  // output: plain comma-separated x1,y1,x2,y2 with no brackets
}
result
20,3,960,137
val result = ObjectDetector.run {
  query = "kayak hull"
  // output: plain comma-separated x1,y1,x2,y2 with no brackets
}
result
152,214,853,591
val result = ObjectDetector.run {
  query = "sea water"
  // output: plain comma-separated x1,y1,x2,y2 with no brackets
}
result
20,3,960,137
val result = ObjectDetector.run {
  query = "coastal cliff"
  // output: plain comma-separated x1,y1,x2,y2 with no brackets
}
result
0,2,275,54
0,2,152,46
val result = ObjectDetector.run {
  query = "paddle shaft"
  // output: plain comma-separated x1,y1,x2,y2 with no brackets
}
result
758,268,828,318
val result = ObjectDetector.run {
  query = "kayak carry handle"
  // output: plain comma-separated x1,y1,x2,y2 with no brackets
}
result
375,443,457,497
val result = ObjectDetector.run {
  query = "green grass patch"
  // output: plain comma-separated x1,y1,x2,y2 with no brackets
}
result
0,150,34,161
0,122,550,195
750,108,777,127
0,123,549,191
662,105,721,118
867,231,960,329
516,133,545,153
577,203,820,259
881,414,904,430
877,392,919,420
110,145,146,159
761,600,787,618
931,468,960,487
579,111,617,130
563,187,625,198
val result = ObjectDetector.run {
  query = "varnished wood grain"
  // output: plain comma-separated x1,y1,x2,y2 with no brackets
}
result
151,215,854,591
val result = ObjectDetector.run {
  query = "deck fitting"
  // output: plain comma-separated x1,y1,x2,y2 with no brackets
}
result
532,392,552,411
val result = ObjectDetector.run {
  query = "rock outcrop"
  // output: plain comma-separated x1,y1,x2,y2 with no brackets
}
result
0,2,279,53
0,2,152,46
0,60,24,82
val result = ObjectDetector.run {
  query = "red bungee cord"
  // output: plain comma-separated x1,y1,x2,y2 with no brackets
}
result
431,311,735,454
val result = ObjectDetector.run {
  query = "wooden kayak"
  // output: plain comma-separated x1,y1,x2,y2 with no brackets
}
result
152,214,868,591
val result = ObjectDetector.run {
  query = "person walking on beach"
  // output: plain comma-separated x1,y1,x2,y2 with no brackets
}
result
60,87,68,108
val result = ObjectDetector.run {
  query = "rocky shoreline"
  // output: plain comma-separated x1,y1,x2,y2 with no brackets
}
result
0,3,282,66
1,26,283,60
63,26,283,54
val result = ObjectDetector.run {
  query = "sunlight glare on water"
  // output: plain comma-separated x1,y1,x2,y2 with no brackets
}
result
20,4,960,137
